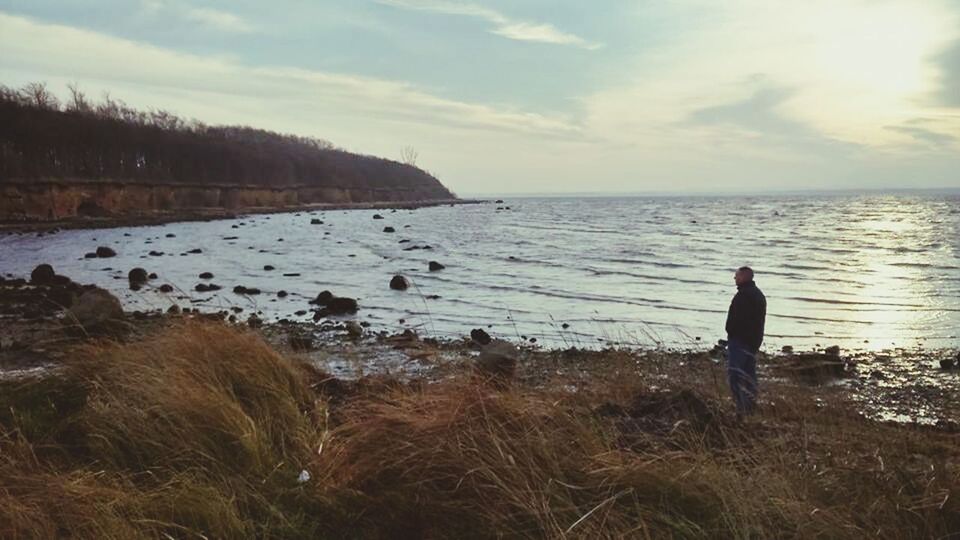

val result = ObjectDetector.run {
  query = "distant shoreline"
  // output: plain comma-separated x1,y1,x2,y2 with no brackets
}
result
0,198,485,233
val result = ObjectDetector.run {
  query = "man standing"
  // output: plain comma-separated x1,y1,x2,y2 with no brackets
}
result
725,266,766,418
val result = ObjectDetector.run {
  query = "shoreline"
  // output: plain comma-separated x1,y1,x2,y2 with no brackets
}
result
0,197,484,232
1,271,957,429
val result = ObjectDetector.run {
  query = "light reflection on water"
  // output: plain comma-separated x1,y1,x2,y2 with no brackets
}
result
1,192,958,352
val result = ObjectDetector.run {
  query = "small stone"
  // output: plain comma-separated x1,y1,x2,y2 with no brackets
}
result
277,290,288,298
95,246,116,258
199,272,214,279
158,284,174,293
345,321,363,338
383,226,395,233
264,265,275,271
428,261,445,271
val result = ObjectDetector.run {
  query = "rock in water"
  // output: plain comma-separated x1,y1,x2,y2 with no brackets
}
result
311,290,335,305
824,345,841,357
470,328,492,345
389,275,409,291
65,288,124,332
128,268,148,288
95,246,116,258
383,226,395,233
30,264,56,284
373,214,384,220
428,261,445,271
199,272,214,279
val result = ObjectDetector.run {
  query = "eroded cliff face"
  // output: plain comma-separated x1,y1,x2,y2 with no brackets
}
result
0,180,456,221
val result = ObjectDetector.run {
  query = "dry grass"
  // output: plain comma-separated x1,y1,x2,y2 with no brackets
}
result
1,321,958,538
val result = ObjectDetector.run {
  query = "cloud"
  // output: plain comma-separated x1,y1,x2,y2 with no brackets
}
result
376,0,601,49
140,1,255,33
183,7,255,33
932,38,960,107
0,12,579,140
884,118,957,147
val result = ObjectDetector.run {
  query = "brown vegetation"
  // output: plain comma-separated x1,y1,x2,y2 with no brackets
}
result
1,322,957,538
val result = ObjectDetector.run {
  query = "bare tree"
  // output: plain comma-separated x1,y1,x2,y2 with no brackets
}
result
66,82,91,113
400,145,418,166
22,82,59,110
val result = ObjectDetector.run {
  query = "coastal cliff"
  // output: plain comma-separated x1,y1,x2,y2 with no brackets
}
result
0,180,455,221
0,83,457,222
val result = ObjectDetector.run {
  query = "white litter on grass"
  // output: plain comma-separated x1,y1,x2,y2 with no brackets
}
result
297,470,311,484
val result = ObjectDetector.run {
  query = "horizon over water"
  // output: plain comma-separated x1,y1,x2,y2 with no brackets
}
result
1,191,958,353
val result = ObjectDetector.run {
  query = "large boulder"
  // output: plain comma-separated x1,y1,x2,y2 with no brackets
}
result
30,264,56,285
65,288,124,332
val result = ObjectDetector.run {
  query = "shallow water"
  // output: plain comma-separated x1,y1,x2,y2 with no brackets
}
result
1,192,958,352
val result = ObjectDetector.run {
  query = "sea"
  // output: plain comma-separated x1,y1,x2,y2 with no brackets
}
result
1,192,958,354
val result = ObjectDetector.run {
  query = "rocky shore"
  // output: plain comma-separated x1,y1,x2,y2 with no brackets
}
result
0,197,480,232
2,265,958,429
1,279,959,537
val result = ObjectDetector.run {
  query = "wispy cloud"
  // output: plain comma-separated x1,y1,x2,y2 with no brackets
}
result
885,118,957,147
183,7,255,33
377,0,602,49
140,1,255,33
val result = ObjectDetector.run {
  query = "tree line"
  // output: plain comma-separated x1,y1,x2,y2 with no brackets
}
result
0,82,452,195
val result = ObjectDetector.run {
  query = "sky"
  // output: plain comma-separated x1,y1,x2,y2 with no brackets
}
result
1,0,959,195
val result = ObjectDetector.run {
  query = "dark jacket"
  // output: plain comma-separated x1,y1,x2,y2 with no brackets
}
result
725,281,766,352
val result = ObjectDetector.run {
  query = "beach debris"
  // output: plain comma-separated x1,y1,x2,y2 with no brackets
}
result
389,275,409,291
297,470,311,484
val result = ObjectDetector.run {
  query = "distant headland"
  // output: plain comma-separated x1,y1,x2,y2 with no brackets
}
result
0,83,458,225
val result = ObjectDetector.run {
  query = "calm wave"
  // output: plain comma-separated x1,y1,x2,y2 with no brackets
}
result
1,192,958,351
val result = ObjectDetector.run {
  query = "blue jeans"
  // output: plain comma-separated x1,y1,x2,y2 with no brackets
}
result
727,337,757,415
